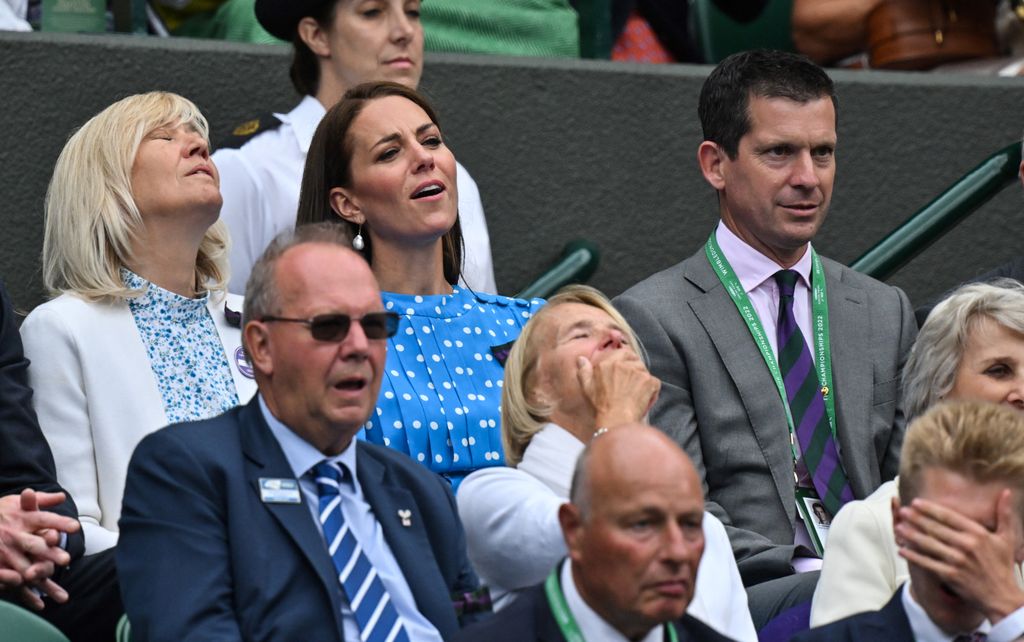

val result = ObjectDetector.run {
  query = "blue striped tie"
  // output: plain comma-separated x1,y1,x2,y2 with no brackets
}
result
313,461,410,642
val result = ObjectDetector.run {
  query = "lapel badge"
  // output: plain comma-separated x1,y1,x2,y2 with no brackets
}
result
821,385,829,396
398,509,412,527
259,477,301,504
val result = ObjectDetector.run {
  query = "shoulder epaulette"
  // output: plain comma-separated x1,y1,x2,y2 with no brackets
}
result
215,113,284,150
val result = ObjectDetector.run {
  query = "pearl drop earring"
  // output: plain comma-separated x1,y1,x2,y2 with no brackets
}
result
352,225,365,251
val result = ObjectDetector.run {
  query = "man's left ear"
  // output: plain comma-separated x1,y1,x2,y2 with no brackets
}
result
329,187,364,225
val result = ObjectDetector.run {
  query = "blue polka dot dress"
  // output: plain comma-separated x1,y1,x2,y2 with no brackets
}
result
123,270,239,425
365,287,545,488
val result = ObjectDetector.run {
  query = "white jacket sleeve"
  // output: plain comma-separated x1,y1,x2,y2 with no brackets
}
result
21,304,119,552
457,466,563,606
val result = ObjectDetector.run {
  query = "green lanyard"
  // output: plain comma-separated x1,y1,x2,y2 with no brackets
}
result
544,567,678,642
704,233,838,475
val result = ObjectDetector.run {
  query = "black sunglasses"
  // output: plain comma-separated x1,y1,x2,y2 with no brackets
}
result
260,312,400,342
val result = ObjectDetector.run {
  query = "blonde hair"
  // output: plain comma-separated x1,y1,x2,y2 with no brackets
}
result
899,401,1024,507
42,91,229,301
501,284,646,466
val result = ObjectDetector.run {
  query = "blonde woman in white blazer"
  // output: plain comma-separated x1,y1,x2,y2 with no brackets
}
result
21,92,257,554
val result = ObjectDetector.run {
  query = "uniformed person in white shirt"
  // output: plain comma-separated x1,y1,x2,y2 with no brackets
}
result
214,0,497,295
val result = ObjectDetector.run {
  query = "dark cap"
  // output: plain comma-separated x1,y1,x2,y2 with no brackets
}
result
255,0,335,42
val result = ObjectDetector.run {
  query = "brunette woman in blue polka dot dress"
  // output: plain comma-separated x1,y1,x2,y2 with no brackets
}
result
298,82,545,488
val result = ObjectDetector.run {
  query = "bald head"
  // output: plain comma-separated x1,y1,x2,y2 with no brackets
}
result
559,423,705,640
570,423,702,518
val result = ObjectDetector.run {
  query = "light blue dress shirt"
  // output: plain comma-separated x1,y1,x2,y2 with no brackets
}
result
259,396,443,642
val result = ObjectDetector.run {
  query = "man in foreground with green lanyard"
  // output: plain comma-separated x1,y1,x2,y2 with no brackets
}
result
615,49,917,629
454,424,735,642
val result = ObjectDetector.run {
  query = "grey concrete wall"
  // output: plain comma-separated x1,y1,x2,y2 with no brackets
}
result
2,31,1023,313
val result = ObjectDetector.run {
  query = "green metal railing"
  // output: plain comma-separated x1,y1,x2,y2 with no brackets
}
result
851,142,1023,281
516,239,600,300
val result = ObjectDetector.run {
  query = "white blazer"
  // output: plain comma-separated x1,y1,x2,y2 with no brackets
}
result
21,291,257,554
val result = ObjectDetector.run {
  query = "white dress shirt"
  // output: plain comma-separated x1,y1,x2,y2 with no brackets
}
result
457,422,758,642
563,561,664,642
213,95,497,296
259,396,442,642
901,581,1024,642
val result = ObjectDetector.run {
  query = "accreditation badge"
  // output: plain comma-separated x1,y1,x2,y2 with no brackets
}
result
795,487,832,556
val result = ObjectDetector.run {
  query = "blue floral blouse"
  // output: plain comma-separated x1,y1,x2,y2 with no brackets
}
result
364,287,545,487
123,270,239,425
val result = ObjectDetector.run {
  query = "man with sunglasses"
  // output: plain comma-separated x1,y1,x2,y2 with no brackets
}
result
117,224,483,642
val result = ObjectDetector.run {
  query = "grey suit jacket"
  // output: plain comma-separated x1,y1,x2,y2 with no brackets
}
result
615,246,916,585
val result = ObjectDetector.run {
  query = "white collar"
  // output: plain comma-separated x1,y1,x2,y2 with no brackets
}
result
562,562,664,642
280,95,327,156
715,221,814,294
516,423,583,498
901,582,990,642
258,394,359,487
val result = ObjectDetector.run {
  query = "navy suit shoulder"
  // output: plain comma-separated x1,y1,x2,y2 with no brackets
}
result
452,581,736,642
792,590,913,642
0,281,82,558
119,398,478,642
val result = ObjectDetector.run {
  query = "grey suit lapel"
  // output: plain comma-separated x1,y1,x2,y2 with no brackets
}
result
357,446,456,635
822,260,873,498
238,400,345,630
684,255,794,523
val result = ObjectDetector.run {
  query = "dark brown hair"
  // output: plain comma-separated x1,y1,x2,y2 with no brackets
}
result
297,81,463,285
288,0,339,97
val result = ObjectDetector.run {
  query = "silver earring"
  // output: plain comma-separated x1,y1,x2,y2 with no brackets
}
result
352,225,365,251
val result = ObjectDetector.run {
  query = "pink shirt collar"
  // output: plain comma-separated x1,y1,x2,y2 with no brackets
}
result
715,222,814,293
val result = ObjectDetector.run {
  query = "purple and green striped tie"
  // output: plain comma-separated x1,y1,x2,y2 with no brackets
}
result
775,269,854,516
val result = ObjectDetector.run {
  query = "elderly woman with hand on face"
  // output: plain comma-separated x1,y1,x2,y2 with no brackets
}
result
456,285,759,642
297,81,543,488
810,279,1024,626
20,92,257,554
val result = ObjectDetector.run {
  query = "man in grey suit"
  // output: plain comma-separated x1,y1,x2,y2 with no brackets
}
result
615,49,917,628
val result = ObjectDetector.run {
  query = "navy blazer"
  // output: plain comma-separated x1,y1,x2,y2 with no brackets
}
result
0,281,83,560
791,588,913,642
453,580,735,642
117,396,480,642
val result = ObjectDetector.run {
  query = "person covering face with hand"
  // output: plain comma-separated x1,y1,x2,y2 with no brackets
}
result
811,279,1024,627
457,284,756,641
795,401,1024,642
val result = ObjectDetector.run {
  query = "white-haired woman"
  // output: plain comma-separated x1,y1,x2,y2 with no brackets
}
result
21,92,257,554
811,279,1024,626
457,284,758,642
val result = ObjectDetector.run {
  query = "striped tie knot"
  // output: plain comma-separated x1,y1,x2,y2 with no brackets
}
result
313,460,350,496
774,269,800,298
